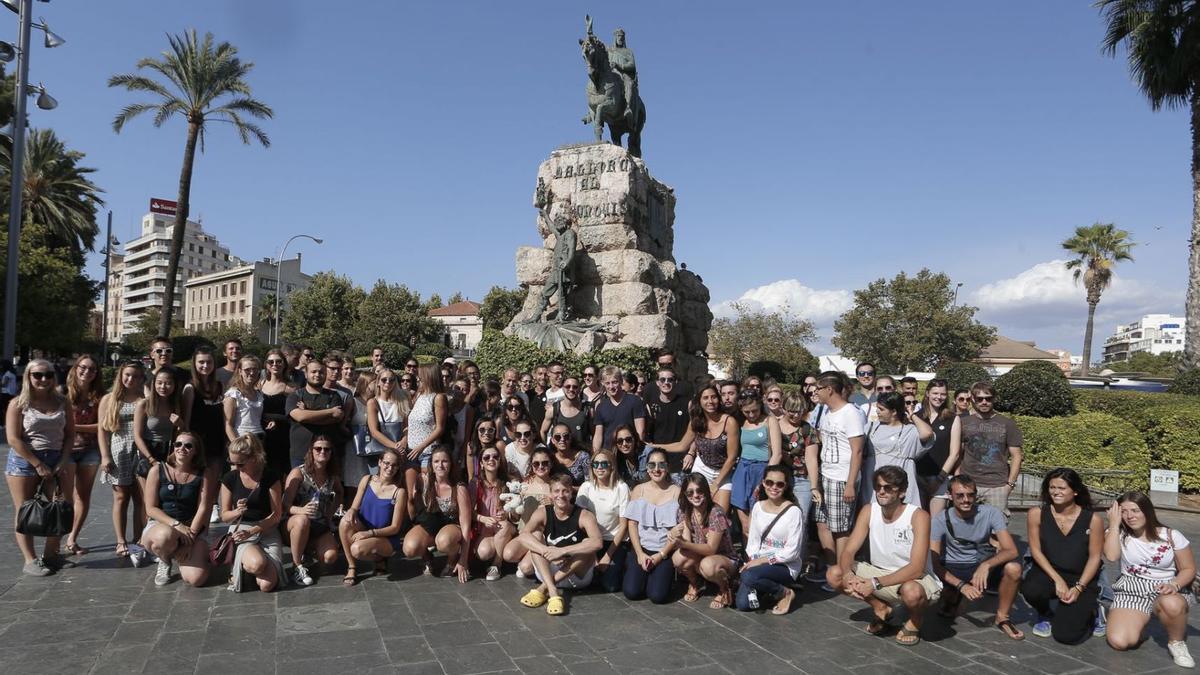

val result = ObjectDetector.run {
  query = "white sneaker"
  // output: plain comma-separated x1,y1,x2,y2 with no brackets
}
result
293,563,314,587
1169,641,1195,668
485,566,501,582
128,545,147,568
154,559,172,586
210,504,221,524
515,568,527,579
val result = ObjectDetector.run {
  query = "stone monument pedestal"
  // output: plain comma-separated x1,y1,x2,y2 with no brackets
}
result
506,143,712,383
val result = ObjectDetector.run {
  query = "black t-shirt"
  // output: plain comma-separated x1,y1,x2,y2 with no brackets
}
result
221,467,280,522
593,394,647,448
286,387,345,459
526,387,548,430
647,393,690,472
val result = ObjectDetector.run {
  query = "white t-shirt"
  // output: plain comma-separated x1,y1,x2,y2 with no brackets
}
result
505,442,545,479
819,403,866,482
1121,527,1190,581
545,387,566,406
576,480,630,540
223,388,264,435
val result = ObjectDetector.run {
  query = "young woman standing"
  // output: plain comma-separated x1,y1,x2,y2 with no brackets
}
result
140,431,214,587
682,386,739,514
861,392,934,507
541,377,590,448
913,378,961,513
730,390,782,541
402,448,472,582
261,349,296,481
404,364,448,516
223,356,265,443
184,348,226,525
366,367,410,478
62,355,104,556
99,362,146,559
670,475,737,609
5,359,74,575
778,391,819,521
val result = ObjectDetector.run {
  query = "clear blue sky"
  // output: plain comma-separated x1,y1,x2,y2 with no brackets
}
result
24,1,1188,355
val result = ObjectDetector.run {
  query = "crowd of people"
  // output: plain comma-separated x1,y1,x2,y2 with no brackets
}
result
3,341,1196,667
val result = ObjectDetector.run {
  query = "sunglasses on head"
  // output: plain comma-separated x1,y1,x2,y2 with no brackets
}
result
173,441,194,450
303,353,315,359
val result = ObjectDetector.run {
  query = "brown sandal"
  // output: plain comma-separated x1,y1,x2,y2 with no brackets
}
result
996,619,1025,641
896,627,921,646
683,583,702,603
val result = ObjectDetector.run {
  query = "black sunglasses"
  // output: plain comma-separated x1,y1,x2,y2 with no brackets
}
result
172,441,194,450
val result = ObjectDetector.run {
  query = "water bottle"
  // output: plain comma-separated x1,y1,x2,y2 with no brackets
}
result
747,589,760,610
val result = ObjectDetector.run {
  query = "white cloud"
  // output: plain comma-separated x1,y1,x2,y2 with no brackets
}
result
710,279,853,324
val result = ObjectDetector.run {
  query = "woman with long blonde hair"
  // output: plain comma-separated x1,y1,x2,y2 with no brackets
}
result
61,355,105,556
99,361,146,559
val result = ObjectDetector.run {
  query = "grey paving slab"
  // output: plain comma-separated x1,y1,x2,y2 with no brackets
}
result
0,452,1197,675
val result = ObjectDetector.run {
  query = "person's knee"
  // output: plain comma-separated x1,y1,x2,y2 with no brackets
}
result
288,515,309,533
1002,561,1022,580
401,538,422,559
1158,594,1188,617
899,581,928,608
181,566,209,587
826,565,846,589
1107,632,1137,651
320,548,340,566
435,530,461,553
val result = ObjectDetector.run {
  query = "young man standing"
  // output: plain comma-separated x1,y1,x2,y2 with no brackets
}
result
958,382,1023,519
718,380,739,415
930,474,1024,640
641,349,692,403
899,377,919,399
812,372,865,588
645,366,690,481
848,361,877,407
827,466,941,646
544,362,567,407
516,473,604,616
287,360,348,470
370,346,386,373
860,375,895,423
215,339,243,390
591,366,646,451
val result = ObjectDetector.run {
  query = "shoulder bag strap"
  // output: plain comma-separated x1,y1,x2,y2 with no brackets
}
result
759,503,795,546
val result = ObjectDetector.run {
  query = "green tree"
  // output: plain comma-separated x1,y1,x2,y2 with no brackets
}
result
1103,350,1183,376
832,269,996,374
0,128,104,258
124,307,182,356
352,281,441,356
424,293,443,311
447,292,465,305
709,302,817,381
1062,222,1136,376
109,30,273,337
0,224,97,355
281,272,364,354
1097,0,1200,369
479,285,528,330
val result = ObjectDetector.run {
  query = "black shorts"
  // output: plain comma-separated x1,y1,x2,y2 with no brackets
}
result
945,561,1003,591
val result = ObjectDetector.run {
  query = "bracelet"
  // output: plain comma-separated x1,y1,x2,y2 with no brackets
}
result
955,580,967,591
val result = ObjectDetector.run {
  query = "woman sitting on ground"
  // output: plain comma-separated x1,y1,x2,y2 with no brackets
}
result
340,448,407,586
576,449,630,593
669,473,737,609
282,435,343,587
502,447,557,576
402,447,472,582
471,444,515,582
141,431,213,587
1104,491,1196,668
220,433,285,592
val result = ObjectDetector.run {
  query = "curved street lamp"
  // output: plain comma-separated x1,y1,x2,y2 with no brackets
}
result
273,234,322,344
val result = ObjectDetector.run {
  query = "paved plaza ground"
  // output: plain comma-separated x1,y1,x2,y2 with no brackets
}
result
1,470,1198,675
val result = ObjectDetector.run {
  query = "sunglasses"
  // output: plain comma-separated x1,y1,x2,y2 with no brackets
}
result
951,491,978,500
955,396,970,402
506,404,523,411
405,364,418,369
658,377,675,384
481,454,500,462
303,353,316,359
515,431,533,439
29,371,53,380
76,365,96,372
615,436,634,445
312,446,333,454
765,397,781,404
762,479,787,489
583,373,596,378
876,386,894,392
172,441,195,450
646,461,668,470
241,368,259,374
552,433,571,442
400,378,415,384
478,427,495,434
379,460,397,469
857,370,875,377
974,395,994,402
154,348,174,355
563,385,579,390
532,460,551,469
592,461,611,470
266,359,285,365
550,370,565,376
875,483,901,494
685,488,706,497
904,400,917,406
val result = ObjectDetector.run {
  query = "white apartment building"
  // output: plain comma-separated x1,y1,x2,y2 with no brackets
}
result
103,253,125,343
428,300,483,354
184,256,311,343
1102,313,1186,363
107,211,238,340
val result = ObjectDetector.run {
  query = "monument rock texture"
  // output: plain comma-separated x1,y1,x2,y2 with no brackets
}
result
506,142,712,382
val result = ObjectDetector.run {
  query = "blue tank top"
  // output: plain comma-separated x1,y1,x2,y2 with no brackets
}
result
360,482,397,531
740,424,770,462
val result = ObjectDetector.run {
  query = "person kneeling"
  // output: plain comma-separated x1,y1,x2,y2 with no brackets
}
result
517,472,603,616
827,466,941,645
141,432,214,587
930,474,1023,640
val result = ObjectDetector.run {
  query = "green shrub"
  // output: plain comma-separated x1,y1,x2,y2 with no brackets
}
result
1138,407,1200,490
1169,368,1200,395
473,329,654,381
1014,412,1150,490
171,335,215,363
1010,359,1067,379
995,367,1076,418
935,362,992,393
413,342,452,361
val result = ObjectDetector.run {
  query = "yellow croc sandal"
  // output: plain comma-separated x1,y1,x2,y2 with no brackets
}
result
520,588,547,609
546,596,565,616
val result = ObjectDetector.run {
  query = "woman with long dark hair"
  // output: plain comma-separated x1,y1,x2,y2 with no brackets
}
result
184,347,226,525
401,447,472,582
730,390,782,542
61,355,104,556
471,442,513,582
913,378,962,513
498,395,536,448
261,348,296,482
861,392,933,507
669,474,737,609
283,435,343,587
340,448,406,586
1022,468,1104,643
1104,491,1196,666
622,448,681,604
736,464,805,614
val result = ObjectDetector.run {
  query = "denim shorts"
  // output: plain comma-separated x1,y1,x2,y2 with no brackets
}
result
6,447,62,477
68,445,101,466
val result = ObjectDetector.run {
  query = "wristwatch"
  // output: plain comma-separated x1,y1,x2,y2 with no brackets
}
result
871,577,881,591
1006,481,1017,488
170,520,181,528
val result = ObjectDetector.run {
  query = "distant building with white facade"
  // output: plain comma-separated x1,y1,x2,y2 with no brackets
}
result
107,207,238,340
184,256,311,343
1102,314,1185,363
429,301,483,354
975,335,1061,376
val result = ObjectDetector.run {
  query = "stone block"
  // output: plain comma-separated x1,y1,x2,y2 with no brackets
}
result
574,250,661,285
676,270,710,304
515,247,552,286
682,328,709,354
576,223,639,253
618,314,679,351
677,301,713,332
569,283,657,318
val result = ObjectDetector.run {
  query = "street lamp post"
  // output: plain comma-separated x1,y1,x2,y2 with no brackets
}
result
1,0,64,359
952,282,964,307
99,211,117,366
273,234,321,344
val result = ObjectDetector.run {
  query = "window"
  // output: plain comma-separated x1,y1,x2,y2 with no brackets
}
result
240,280,247,295
220,302,227,316
198,246,204,255
239,300,246,314
188,243,194,252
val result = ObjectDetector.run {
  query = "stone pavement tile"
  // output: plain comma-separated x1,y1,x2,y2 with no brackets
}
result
494,629,551,659
384,634,436,664
210,592,277,618
511,655,570,675
0,615,119,645
371,596,424,637
162,598,214,633
538,635,603,663
25,601,131,623
470,598,521,627
284,650,393,675
432,642,518,675
848,653,977,675
194,650,277,674
144,628,205,673
784,654,858,675
276,627,386,663
276,582,367,607
557,590,630,615
562,659,622,675
514,607,576,637
89,643,153,675
567,608,671,651
705,647,804,673
422,618,498,648
969,652,1102,675
819,633,923,668
395,661,449,675
594,638,717,672
0,638,106,674
408,590,474,625
630,600,711,631
33,584,135,609
0,580,49,601
202,614,276,654
658,624,758,655
276,599,377,634
108,618,163,647
1054,635,1179,674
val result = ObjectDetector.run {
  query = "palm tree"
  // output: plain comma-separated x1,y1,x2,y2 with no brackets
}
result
1062,222,1136,375
257,293,279,340
0,128,104,258
1097,0,1199,368
108,30,273,337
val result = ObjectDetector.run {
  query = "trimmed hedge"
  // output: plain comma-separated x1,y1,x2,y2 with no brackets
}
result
1169,368,1200,395
1071,389,1200,490
474,329,654,380
414,342,452,362
1014,412,1150,491
935,362,991,393
995,367,1075,418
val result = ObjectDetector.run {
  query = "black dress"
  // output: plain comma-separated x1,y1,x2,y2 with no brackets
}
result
262,391,292,479
189,386,226,464
1020,506,1099,644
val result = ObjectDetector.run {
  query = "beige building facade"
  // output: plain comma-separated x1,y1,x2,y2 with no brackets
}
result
184,256,311,343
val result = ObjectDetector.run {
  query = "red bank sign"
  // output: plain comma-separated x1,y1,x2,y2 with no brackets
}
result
149,198,178,216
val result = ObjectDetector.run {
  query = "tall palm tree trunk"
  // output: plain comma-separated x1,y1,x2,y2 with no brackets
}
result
1082,300,1097,377
157,118,200,337
1187,92,1200,370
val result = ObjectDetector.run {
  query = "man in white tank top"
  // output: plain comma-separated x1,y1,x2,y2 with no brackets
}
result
826,466,942,646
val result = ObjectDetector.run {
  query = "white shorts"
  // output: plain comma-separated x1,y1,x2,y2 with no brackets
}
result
692,455,732,492
534,558,594,589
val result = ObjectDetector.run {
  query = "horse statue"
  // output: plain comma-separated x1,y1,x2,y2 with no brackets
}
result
580,29,646,158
